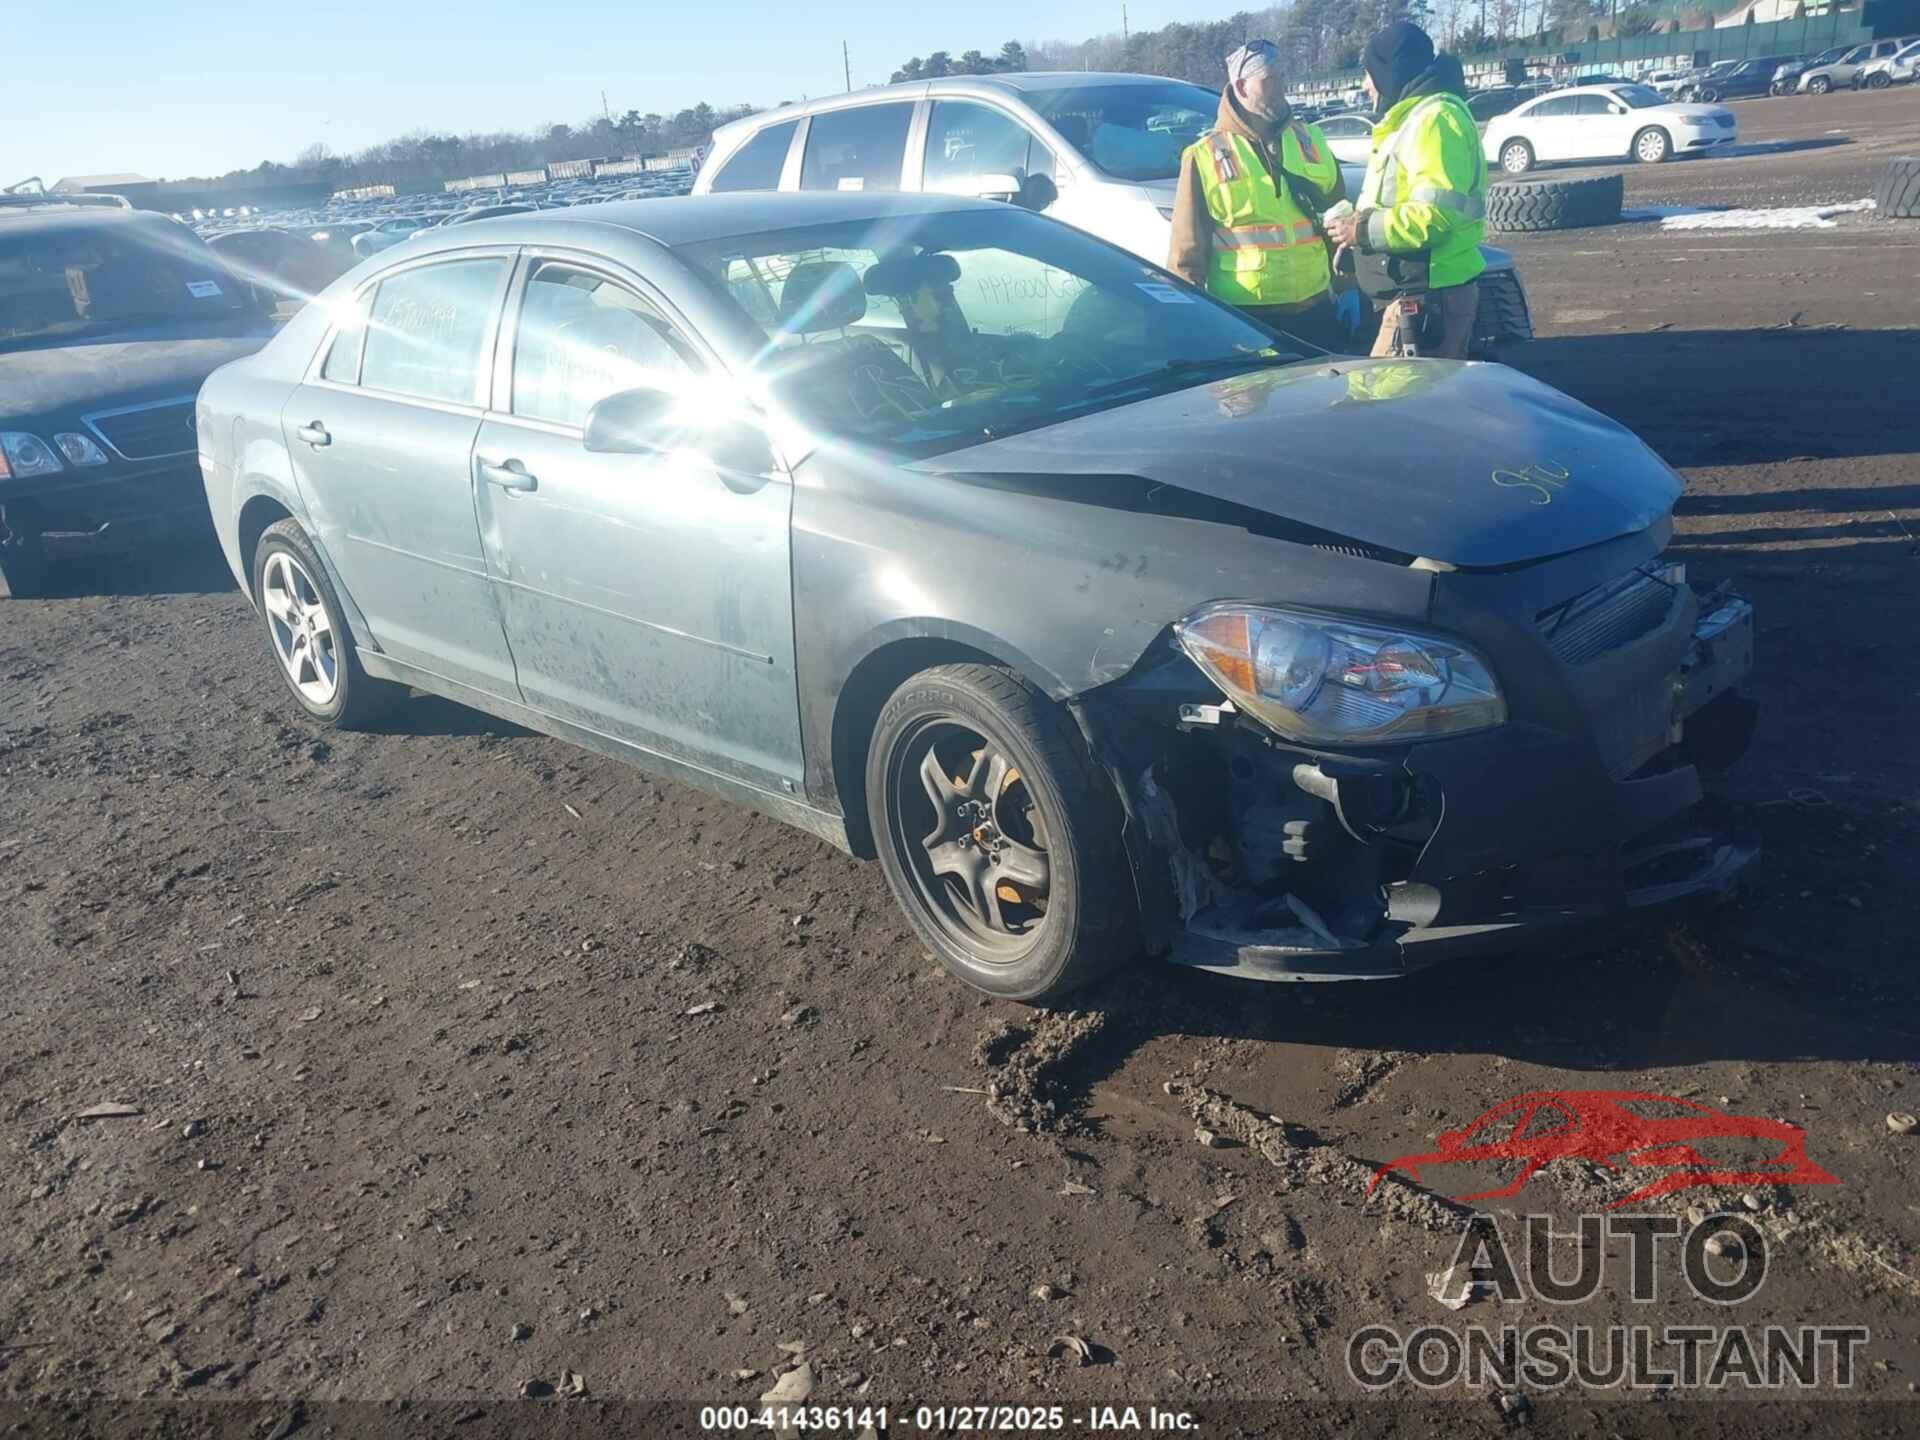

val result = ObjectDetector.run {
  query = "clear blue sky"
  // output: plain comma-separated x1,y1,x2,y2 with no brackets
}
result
12,0,1210,184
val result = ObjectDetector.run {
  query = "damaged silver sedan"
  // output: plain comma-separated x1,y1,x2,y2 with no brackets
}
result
197,192,1756,1002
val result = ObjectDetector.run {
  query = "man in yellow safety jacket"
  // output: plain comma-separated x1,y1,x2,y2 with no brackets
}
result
1324,21,1487,359
1168,39,1349,354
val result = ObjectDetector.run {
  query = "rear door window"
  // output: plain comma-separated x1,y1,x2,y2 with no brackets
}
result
357,258,508,405
800,103,915,192
710,119,798,193
923,101,1053,193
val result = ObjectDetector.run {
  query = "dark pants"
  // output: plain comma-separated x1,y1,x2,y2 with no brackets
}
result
1244,294,1352,357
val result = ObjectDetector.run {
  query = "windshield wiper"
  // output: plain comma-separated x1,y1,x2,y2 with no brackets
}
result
1080,350,1303,400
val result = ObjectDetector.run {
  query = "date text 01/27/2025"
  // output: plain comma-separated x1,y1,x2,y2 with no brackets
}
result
699,1405,1203,1432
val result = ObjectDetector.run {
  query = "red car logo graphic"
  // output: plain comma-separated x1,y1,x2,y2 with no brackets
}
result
1368,1090,1839,1208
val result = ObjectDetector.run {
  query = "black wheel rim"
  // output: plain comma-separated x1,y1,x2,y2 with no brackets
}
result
887,717,1053,964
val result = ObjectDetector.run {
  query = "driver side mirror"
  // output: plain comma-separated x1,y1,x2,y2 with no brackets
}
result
582,385,774,476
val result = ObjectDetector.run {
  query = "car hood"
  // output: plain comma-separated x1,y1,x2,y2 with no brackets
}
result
0,323,270,425
915,358,1680,569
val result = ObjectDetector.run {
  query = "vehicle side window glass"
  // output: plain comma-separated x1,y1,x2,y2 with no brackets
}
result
511,262,694,428
924,102,1045,193
358,258,507,405
1573,95,1611,114
1540,97,1577,116
710,120,798,193
799,103,914,192
320,289,371,383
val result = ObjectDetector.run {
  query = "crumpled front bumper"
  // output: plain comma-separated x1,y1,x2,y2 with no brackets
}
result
1093,570,1759,984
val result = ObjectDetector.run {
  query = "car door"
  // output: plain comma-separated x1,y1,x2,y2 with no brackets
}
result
1568,95,1623,159
1510,95,1569,160
283,250,521,697
469,252,801,790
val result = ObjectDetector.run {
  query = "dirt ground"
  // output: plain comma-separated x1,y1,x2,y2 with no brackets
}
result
4,90,1919,1438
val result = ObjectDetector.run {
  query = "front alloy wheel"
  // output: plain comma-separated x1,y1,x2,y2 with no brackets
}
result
865,663,1136,1002
1635,127,1672,164
1501,140,1535,175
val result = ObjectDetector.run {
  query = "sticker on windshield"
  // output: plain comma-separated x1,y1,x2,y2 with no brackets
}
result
837,176,865,192
187,280,224,299
1135,282,1195,304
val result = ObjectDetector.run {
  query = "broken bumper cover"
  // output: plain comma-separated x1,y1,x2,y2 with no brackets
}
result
1156,595,1760,983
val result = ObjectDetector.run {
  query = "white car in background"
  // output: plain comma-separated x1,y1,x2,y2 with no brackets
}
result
1483,83,1737,173
348,216,432,258
1314,111,1377,166
1859,38,1920,87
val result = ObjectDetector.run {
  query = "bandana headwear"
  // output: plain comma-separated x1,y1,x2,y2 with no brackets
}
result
1225,39,1280,88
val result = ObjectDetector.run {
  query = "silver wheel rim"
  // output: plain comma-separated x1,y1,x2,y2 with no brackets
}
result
1503,145,1529,172
261,550,339,706
1638,132,1665,161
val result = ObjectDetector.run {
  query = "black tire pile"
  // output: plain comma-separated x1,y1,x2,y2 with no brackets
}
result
1486,173,1625,233
1875,157,1920,220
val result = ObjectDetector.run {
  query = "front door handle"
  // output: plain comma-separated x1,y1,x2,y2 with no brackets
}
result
295,422,330,447
477,457,537,493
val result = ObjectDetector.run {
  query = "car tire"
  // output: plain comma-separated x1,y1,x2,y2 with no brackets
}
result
1874,155,1920,219
1866,71,1892,89
865,662,1137,1003
251,518,402,729
1632,126,1673,164
1807,75,1832,94
1498,138,1536,175
1487,172,1625,232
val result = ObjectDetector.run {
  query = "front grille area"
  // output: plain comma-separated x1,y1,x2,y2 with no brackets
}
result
1539,567,1680,666
88,401,197,461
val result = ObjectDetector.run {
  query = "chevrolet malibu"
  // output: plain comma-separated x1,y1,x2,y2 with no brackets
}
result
196,193,1757,1002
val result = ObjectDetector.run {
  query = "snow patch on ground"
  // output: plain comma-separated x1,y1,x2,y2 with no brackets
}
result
1657,198,1876,231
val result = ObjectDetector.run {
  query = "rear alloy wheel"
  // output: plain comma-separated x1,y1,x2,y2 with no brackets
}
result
1808,75,1832,94
252,518,400,728
866,664,1136,1002
1634,126,1673,164
1500,139,1536,175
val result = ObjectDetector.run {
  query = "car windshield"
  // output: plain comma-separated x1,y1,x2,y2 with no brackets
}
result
0,221,248,348
1025,81,1220,182
1612,84,1669,108
681,207,1305,460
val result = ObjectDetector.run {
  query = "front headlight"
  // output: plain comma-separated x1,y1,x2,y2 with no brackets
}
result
53,433,110,467
0,432,64,480
1175,603,1506,744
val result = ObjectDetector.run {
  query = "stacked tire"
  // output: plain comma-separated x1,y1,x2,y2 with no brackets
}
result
1875,157,1920,220
1486,173,1626,233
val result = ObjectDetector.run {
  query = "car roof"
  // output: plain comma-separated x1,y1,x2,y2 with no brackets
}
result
714,72,1208,136
0,204,192,239
406,190,1002,253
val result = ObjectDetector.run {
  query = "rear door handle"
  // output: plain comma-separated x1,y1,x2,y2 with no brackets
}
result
477,457,537,493
295,422,330,447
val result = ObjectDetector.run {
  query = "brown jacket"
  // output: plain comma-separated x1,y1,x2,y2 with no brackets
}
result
1168,89,1347,312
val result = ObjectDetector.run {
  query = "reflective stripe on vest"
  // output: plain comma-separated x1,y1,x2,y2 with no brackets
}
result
1194,126,1338,308
1371,97,1486,218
